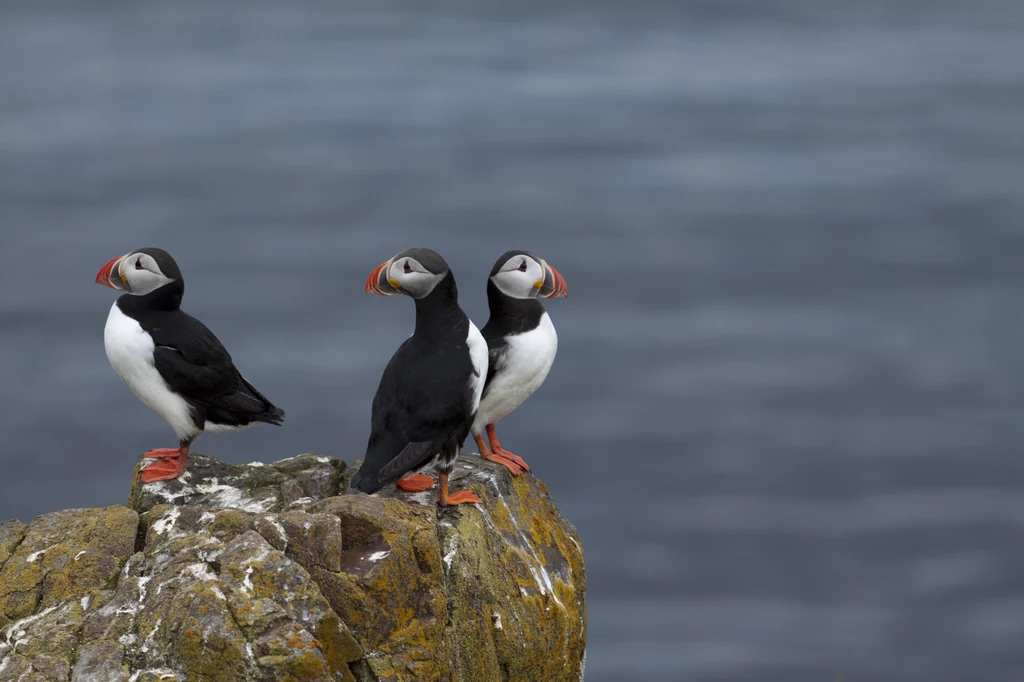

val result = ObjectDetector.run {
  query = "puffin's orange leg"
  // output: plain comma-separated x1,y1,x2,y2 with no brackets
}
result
473,433,523,476
396,473,435,492
437,472,482,507
485,424,530,472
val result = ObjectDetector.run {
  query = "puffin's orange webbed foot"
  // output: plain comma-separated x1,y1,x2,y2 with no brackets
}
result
474,432,525,476
139,458,186,483
437,472,483,507
485,424,531,473
492,448,529,473
441,490,483,506
482,452,524,476
396,473,436,492
139,446,188,483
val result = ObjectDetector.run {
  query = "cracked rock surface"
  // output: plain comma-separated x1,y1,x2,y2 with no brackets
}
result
1,454,586,682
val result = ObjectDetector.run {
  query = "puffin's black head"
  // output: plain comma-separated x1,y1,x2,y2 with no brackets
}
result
95,247,183,297
365,247,452,300
489,250,568,300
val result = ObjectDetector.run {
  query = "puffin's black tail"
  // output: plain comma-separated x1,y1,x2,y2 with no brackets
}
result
205,399,284,429
258,404,286,426
203,374,285,428
349,468,380,494
350,437,441,495
233,374,285,426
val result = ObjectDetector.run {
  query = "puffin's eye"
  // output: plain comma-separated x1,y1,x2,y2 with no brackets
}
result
518,260,527,272
404,262,413,274
135,259,145,270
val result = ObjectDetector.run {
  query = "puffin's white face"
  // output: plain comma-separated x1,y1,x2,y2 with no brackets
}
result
366,248,449,300
386,256,446,299
491,254,547,299
95,250,179,296
490,252,568,300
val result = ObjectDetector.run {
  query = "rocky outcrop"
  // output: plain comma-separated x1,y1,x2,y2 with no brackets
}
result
0,454,586,682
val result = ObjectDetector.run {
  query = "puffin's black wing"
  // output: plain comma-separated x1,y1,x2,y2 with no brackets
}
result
145,310,284,426
479,322,510,400
351,338,474,493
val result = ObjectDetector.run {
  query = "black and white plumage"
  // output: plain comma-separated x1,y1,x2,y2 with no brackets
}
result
95,248,284,482
350,248,487,507
470,250,568,475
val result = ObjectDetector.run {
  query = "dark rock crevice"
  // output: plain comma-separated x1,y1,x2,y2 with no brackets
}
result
349,659,380,682
132,515,148,555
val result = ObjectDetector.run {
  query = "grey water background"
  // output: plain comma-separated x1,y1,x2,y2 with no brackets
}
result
2,1,1024,679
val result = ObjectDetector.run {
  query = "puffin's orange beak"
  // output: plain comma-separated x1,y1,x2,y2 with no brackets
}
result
365,258,399,295
538,261,568,299
95,255,129,290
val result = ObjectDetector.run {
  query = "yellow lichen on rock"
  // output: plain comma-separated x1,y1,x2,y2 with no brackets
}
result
306,493,455,681
0,521,26,574
436,462,587,682
0,505,138,630
1,453,585,682
0,505,139,682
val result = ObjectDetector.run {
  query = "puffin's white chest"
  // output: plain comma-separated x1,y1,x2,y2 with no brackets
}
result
466,320,488,414
104,302,198,440
474,312,557,430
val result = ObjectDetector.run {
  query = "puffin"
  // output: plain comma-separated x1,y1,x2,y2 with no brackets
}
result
95,248,285,483
470,251,568,475
350,248,486,507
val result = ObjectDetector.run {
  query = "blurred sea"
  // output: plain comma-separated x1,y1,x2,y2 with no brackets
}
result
2,1,1024,679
